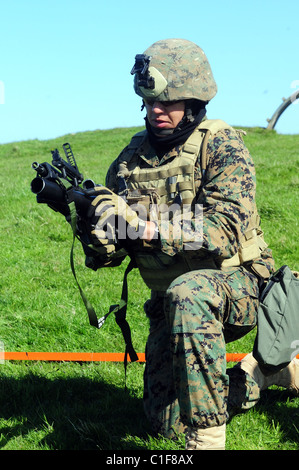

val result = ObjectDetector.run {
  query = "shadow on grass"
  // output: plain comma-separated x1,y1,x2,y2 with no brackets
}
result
1,367,298,451
0,368,152,450
255,389,299,446
228,387,299,449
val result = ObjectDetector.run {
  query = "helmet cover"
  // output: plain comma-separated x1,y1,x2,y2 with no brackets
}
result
131,38,217,102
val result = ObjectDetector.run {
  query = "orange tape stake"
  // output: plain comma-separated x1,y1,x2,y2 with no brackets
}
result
3,352,250,363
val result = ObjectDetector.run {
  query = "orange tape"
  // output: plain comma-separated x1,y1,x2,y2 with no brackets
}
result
4,351,145,362
5,352,298,363
3,351,250,363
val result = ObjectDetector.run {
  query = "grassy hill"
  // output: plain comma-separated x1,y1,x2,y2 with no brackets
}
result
0,126,298,450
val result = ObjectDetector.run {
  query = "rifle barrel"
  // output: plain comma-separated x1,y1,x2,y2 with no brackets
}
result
31,176,93,217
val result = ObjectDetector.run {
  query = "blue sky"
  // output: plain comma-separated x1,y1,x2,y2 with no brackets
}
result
0,0,298,144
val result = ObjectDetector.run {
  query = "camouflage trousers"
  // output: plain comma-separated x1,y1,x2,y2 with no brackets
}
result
143,267,261,438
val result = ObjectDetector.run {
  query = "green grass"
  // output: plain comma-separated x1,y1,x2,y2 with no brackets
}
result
0,126,298,450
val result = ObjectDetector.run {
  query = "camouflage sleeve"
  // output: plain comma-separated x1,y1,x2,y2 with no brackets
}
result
159,128,256,259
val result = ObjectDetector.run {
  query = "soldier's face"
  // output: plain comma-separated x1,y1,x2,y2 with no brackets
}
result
144,100,185,132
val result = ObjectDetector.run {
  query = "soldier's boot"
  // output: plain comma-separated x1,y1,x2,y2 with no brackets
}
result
185,424,226,450
240,353,299,395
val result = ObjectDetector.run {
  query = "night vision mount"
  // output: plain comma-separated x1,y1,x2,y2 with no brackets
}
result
130,54,155,89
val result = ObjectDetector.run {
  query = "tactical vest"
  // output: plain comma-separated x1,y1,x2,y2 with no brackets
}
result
117,119,270,291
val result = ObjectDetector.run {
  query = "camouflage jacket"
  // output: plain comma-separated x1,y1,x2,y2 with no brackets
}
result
102,123,275,290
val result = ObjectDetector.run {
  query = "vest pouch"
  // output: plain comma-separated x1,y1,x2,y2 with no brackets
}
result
221,228,269,268
239,228,268,264
126,188,159,220
239,237,261,264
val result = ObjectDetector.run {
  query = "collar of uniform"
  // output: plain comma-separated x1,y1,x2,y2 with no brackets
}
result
137,136,159,167
138,135,183,167
159,145,183,165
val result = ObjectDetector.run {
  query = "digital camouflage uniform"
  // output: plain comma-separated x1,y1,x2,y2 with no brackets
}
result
104,124,275,437
88,39,275,440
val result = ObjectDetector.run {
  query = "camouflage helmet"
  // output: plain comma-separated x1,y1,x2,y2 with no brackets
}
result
131,38,217,103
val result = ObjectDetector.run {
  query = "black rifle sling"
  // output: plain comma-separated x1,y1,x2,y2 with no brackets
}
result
109,259,139,363
69,199,99,328
68,199,138,365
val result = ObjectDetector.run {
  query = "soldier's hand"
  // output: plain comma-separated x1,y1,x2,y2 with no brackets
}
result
87,186,147,246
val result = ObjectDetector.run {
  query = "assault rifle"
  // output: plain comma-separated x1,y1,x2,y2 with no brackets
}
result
30,143,139,365
31,142,96,219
